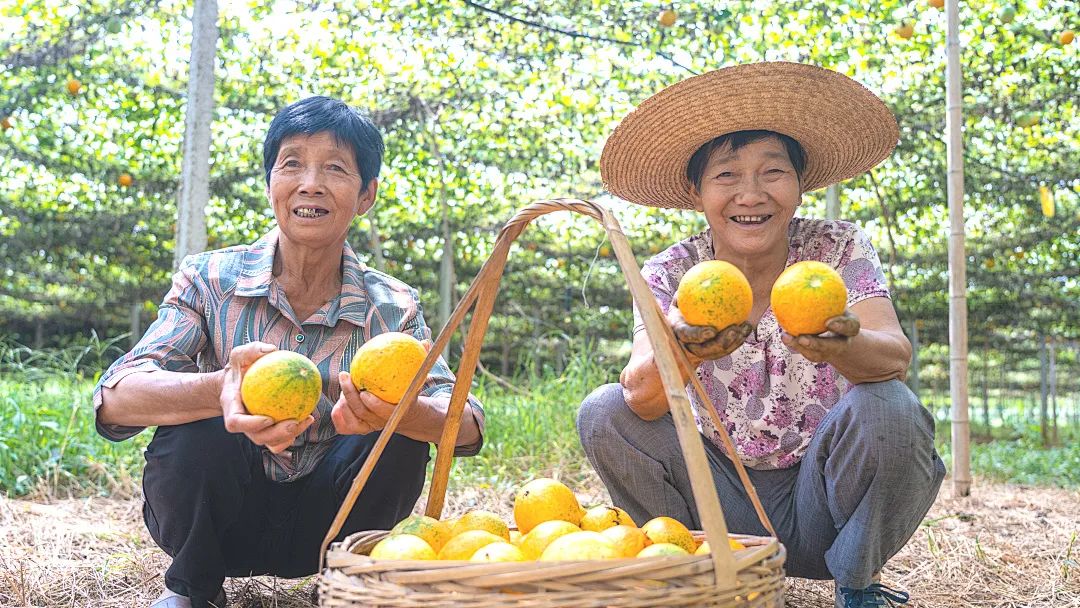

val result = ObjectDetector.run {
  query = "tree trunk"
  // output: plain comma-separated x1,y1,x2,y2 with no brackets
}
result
129,301,142,348
826,184,840,220
34,321,43,349
174,0,218,268
367,213,386,271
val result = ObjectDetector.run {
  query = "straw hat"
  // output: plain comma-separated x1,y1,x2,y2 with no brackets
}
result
600,62,899,209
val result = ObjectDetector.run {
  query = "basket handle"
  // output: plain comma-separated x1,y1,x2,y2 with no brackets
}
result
319,199,775,587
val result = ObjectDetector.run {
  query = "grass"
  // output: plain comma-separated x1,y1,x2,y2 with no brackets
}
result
2,335,1077,497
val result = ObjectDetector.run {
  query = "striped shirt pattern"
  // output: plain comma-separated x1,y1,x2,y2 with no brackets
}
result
93,228,485,482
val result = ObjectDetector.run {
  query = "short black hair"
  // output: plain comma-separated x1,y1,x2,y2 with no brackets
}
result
262,96,384,189
685,130,807,190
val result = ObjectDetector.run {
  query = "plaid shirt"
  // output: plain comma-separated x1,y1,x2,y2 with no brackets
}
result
93,228,484,482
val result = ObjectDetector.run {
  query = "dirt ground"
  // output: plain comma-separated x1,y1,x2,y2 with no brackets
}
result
1,478,1077,607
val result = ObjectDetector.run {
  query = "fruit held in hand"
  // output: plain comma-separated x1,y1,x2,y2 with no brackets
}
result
240,350,321,421
675,260,752,330
349,332,427,403
770,261,848,336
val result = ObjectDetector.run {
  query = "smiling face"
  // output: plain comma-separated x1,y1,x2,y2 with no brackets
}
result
267,131,376,251
688,137,802,261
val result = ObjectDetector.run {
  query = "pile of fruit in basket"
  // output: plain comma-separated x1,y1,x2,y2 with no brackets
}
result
368,477,746,561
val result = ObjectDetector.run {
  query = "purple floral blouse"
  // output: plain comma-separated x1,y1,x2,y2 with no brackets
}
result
633,217,891,470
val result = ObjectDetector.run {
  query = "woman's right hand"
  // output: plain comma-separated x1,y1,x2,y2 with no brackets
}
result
667,301,753,363
219,341,315,454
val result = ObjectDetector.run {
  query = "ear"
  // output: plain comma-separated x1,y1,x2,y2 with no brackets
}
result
356,178,378,216
688,183,705,212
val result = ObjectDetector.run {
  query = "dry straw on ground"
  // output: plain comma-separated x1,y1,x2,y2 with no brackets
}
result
1,477,1077,607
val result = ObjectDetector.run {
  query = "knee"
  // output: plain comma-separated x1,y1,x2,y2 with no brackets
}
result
841,380,935,452
144,417,248,474
576,383,631,445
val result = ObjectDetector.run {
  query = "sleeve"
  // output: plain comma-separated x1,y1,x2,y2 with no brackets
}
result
384,285,486,457
839,225,891,306
632,256,678,337
92,257,211,441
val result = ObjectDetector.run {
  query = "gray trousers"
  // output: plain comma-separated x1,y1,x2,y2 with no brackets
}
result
577,380,945,589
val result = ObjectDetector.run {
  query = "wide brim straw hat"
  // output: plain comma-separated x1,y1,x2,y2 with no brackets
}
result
600,62,899,209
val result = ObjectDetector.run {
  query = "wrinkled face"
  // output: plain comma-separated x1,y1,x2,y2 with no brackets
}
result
689,137,801,260
267,131,375,250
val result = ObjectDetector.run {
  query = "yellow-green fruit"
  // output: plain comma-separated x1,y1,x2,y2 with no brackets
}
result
640,517,696,553
451,510,511,541
469,542,527,562
538,531,621,561
675,260,753,330
349,332,427,403
240,350,321,421
513,478,585,534
580,505,636,532
518,519,581,559
390,515,452,553
437,530,505,561
369,534,436,560
636,543,689,557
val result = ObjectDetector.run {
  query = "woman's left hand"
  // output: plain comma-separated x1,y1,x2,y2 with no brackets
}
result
781,310,861,363
331,371,421,436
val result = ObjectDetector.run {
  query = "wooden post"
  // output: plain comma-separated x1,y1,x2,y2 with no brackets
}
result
174,0,218,268
1039,333,1048,446
946,0,971,497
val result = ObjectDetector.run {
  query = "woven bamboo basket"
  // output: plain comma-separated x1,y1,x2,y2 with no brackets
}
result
318,199,786,607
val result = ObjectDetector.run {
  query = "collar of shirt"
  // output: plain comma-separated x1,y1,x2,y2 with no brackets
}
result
233,228,369,328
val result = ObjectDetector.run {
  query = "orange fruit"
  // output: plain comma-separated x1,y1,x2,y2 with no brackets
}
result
928,0,944,8
601,525,648,558
518,519,581,559
1061,31,1075,45
895,23,914,39
640,517,696,553
369,534,436,560
770,261,847,336
538,531,621,561
636,543,689,557
349,331,427,403
240,350,322,421
580,505,636,532
675,260,752,329
118,173,133,187
436,530,504,561
513,478,584,534
469,542,526,562
451,510,511,541
66,78,82,95
657,9,677,27
390,515,452,553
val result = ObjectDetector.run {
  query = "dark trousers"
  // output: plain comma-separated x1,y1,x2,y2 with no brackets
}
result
577,380,945,589
142,417,429,608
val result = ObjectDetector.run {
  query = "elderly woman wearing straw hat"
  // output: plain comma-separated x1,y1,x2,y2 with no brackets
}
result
577,63,945,608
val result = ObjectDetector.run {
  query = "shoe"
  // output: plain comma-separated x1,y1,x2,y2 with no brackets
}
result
149,586,227,608
835,583,909,608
